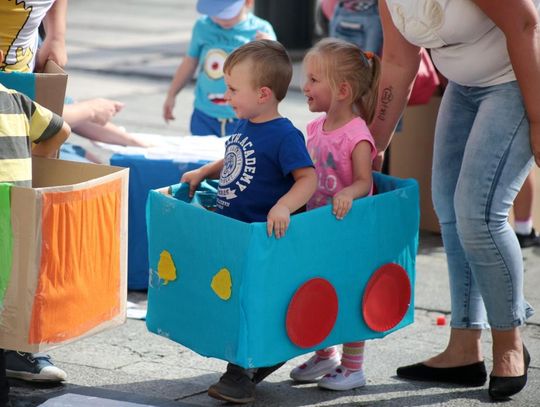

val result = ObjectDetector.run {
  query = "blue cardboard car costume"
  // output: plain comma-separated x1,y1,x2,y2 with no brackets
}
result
146,173,419,368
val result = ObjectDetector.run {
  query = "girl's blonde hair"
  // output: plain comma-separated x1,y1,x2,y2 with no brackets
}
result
305,38,381,124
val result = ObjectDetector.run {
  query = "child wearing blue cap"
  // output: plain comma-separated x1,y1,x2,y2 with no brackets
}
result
163,0,276,137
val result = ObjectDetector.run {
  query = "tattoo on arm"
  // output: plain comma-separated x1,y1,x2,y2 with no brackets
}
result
377,86,393,121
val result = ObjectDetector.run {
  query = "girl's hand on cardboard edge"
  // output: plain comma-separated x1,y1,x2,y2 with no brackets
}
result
267,203,290,239
180,169,203,198
332,191,353,220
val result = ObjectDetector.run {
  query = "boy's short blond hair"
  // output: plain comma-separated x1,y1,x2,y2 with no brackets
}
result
223,40,292,101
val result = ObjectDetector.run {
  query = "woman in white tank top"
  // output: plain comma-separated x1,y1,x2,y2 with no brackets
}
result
370,0,540,401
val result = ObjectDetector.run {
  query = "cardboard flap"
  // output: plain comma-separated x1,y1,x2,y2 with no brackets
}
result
0,61,67,116
32,157,128,189
35,61,67,115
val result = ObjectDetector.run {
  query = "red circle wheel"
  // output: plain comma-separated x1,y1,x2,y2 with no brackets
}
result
362,263,411,332
286,278,338,348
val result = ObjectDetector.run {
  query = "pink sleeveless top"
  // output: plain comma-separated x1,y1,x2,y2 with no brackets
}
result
307,115,376,209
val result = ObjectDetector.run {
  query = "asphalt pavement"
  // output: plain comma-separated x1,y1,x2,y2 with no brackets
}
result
9,1,540,406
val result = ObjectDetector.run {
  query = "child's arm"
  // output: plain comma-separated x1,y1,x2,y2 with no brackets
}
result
163,56,199,123
267,166,317,238
32,122,71,158
332,141,373,220
180,159,224,198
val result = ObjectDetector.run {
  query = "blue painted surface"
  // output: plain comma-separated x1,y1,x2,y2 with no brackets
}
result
109,154,209,290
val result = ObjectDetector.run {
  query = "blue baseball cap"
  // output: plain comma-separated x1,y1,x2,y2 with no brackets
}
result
197,0,245,19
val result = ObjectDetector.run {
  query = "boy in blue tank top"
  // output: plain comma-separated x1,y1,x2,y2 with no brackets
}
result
163,0,276,138
180,40,317,403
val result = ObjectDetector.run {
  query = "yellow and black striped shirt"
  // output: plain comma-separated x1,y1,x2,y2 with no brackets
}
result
0,83,63,187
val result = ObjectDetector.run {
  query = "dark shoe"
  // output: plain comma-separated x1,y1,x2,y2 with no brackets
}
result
489,344,530,400
208,364,256,404
396,361,487,387
5,351,67,382
516,229,540,248
252,361,285,384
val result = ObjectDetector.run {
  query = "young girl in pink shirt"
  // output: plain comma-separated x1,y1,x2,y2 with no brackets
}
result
289,37,380,390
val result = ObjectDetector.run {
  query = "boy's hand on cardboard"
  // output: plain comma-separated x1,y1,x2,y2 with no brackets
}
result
332,190,354,220
180,169,204,198
267,203,290,239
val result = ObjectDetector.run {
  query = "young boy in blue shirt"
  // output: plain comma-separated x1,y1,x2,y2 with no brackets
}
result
163,0,276,138
181,40,317,404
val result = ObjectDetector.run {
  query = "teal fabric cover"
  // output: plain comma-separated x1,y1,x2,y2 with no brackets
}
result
0,71,36,99
146,173,419,368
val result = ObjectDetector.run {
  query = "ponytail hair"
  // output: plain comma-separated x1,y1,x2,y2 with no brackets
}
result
357,53,380,124
305,38,381,124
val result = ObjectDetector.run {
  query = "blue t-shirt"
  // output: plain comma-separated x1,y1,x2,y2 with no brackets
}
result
216,118,313,223
188,14,276,120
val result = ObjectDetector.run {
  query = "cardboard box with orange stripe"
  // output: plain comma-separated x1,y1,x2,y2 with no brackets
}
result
0,157,128,351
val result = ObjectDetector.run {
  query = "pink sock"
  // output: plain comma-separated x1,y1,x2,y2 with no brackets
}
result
316,346,338,359
341,341,365,371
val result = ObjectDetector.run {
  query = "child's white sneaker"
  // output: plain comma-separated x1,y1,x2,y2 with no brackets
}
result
290,354,340,382
317,366,366,390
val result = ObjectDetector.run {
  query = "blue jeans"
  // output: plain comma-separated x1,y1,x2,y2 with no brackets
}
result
432,81,534,330
190,108,239,137
329,1,382,54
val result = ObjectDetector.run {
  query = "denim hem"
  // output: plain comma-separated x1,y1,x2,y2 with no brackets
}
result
450,322,489,330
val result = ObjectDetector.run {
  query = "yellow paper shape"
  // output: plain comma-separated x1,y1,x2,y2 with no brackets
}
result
211,268,232,300
157,250,177,285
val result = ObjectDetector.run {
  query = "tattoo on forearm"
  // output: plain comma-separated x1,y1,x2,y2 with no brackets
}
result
377,86,393,121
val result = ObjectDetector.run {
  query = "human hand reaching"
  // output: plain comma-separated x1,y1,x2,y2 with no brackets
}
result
180,169,205,198
81,98,124,126
163,95,176,123
35,37,67,72
267,203,290,238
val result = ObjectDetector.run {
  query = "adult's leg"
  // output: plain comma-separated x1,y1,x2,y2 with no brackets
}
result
428,82,487,368
453,81,533,378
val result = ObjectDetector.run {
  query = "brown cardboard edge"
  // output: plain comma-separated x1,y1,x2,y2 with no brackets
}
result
0,187,41,352
34,60,67,116
33,157,127,189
